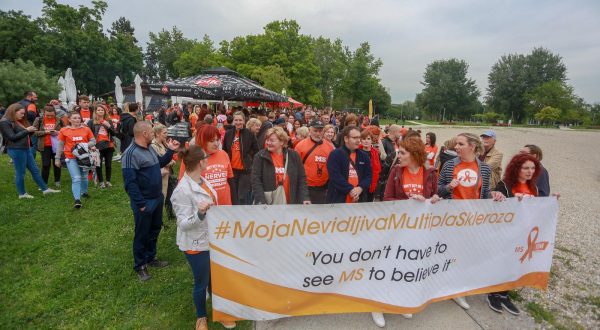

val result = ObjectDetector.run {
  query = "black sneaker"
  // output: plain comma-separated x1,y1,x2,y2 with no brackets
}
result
136,265,151,282
81,192,90,198
500,295,521,315
147,259,169,268
74,200,82,209
487,294,503,313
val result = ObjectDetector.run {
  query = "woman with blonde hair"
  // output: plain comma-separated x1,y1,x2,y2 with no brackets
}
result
437,132,504,310
251,126,310,205
88,104,115,188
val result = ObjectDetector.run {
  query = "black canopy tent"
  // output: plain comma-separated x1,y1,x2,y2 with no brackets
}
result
147,67,287,102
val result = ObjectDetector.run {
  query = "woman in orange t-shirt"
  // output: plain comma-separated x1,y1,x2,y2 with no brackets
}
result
55,111,96,208
251,127,310,205
425,132,438,169
196,124,234,205
88,105,115,188
494,153,541,199
436,132,504,311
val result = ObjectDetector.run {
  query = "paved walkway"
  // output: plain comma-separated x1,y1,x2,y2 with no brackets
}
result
256,294,538,329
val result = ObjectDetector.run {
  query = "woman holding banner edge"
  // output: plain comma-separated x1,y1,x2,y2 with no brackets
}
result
170,145,236,330
437,133,505,311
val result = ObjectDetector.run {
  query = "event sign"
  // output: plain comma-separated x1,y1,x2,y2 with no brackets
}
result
206,197,558,321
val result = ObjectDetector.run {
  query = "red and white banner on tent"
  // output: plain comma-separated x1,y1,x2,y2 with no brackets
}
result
206,197,558,321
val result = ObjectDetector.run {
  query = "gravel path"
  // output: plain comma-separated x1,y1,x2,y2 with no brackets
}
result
412,125,600,329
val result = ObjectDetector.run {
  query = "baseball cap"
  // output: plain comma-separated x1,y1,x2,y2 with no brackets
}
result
480,130,497,139
273,117,286,125
309,119,324,128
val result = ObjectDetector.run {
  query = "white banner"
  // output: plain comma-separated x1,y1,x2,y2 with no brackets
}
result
206,197,558,321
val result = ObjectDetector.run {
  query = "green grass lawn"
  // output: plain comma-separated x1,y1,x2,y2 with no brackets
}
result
0,155,253,329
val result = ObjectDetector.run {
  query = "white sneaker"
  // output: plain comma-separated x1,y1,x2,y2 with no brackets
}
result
402,314,413,319
453,297,470,310
19,193,34,199
371,312,385,328
43,188,61,195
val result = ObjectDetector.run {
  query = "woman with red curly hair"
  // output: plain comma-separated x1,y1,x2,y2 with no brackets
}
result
485,153,541,316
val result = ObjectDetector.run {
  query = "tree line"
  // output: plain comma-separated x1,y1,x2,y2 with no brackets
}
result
0,0,389,114
1,0,597,125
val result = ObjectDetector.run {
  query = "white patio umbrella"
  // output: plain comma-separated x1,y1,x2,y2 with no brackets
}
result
114,76,124,108
65,68,77,109
134,74,143,109
58,76,67,107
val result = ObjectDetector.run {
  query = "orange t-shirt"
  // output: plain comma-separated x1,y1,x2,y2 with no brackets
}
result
96,121,111,143
425,145,438,167
80,108,92,122
271,152,290,203
231,131,244,170
189,114,198,132
43,117,57,147
58,126,94,159
27,103,37,116
201,150,234,205
452,161,482,200
512,182,535,197
110,114,120,130
346,152,359,203
294,139,334,187
403,166,424,196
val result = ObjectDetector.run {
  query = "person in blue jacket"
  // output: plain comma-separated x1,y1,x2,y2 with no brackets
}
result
122,121,180,281
326,126,372,203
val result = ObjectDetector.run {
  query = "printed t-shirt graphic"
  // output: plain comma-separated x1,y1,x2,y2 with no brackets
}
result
271,152,290,203
58,127,94,158
295,139,334,187
43,117,57,147
452,161,481,199
512,182,535,197
202,150,234,205
231,131,243,170
346,152,359,203
425,145,438,167
402,166,424,196
80,108,92,122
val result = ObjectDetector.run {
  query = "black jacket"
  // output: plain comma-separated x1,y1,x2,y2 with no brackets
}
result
223,128,258,173
119,113,137,153
251,148,309,204
0,120,32,149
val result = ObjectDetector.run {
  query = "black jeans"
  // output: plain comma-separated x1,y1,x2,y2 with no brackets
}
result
96,148,114,183
41,146,61,184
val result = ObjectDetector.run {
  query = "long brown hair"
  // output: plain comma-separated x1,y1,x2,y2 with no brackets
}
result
1,103,30,126
92,104,110,125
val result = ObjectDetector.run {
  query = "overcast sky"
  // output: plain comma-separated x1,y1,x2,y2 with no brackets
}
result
3,0,600,104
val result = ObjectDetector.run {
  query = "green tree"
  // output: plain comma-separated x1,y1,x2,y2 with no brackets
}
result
172,35,218,77
250,65,291,94
144,26,197,81
0,10,44,61
534,106,561,125
0,59,60,105
312,37,347,107
487,48,567,123
108,16,137,43
416,59,480,121
339,42,383,108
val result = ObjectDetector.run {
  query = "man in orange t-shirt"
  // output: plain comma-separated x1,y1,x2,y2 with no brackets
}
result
295,119,334,203
77,96,93,123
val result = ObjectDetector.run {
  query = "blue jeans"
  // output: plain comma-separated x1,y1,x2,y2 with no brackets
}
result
7,148,47,195
65,158,88,200
185,251,211,318
30,135,38,159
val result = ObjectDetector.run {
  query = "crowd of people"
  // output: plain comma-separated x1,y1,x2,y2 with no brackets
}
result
0,90,558,330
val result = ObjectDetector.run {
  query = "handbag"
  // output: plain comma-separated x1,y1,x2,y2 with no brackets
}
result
264,152,288,205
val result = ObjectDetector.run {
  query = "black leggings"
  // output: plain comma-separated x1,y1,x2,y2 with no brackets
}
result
41,146,61,184
96,148,114,183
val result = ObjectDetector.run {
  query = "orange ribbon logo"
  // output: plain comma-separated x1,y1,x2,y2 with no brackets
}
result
520,226,549,263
